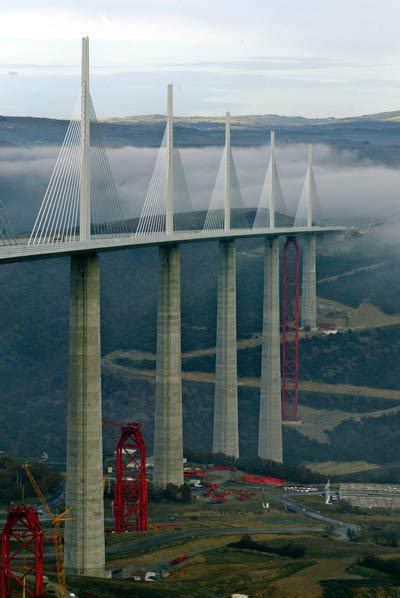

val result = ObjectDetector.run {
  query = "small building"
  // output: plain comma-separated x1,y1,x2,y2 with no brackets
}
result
339,483,400,509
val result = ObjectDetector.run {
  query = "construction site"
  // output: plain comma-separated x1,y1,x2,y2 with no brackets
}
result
0,415,307,597
0,229,312,597
3,29,400,598
3,443,400,598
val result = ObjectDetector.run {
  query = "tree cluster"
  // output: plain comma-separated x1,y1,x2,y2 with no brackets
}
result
228,535,306,558
149,482,192,504
0,454,62,503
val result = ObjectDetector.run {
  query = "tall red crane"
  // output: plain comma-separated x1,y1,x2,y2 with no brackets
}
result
281,236,300,422
1,505,44,598
103,419,148,533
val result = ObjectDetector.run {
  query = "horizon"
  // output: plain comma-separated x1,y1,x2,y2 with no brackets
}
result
3,107,400,122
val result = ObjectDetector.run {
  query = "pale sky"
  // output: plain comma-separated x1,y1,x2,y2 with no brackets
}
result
2,0,400,118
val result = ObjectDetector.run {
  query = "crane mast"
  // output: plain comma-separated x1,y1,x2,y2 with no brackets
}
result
23,464,73,598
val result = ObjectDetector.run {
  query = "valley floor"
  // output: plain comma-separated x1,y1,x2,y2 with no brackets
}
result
58,488,400,597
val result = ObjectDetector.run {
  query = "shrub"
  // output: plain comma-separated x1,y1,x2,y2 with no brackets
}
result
228,536,305,559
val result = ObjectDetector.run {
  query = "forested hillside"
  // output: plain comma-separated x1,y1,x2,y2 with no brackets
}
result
1,114,400,469
1,225,400,466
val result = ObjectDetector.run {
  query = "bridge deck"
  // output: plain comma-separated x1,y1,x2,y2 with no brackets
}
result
0,226,344,264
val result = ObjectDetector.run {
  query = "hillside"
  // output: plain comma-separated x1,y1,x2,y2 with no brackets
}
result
0,114,400,475
1,222,400,477
1,113,400,169
105,109,400,126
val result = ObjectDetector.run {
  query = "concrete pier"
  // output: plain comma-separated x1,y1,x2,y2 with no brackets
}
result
64,253,106,577
258,237,283,462
153,244,184,487
301,234,317,330
213,239,239,458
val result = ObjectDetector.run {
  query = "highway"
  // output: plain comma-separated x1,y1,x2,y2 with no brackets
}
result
0,225,343,264
276,494,359,539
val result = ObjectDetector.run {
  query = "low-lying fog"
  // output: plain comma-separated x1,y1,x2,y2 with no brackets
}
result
1,142,400,232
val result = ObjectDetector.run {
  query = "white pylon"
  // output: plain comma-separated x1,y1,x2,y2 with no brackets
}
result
224,111,231,232
165,83,174,235
269,130,275,228
80,36,90,241
307,144,313,227
253,129,285,230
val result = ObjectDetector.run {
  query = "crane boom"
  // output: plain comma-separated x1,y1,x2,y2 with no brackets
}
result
23,465,53,521
22,464,72,598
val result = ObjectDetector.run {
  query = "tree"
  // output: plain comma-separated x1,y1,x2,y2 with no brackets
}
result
347,527,361,542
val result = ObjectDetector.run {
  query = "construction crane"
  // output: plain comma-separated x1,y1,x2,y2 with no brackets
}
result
103,418,148,532
22,464,73,598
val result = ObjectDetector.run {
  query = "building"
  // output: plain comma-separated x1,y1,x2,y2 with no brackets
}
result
339,483,400,509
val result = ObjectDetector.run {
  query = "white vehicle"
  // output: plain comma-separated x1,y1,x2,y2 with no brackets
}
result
189,479,202,488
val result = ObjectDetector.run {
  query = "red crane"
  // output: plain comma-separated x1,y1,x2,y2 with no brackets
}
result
281,236,300,422
1,505,44,598
103,419,148,533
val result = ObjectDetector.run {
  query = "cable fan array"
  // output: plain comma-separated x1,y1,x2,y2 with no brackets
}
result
203,145,249,231
89,98,128,237
253,154,286,229
294,162,321,226
29,88,128,245
0,200,16,245
135,127,196,235
25,101,323,246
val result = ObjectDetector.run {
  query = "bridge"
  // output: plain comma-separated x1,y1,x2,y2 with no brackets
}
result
0,37,344,577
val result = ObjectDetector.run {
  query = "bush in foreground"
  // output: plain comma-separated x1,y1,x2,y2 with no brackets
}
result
228,535,306,558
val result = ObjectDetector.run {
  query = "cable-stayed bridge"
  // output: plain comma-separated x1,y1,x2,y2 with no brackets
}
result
0,51,340,261
0,37,344,578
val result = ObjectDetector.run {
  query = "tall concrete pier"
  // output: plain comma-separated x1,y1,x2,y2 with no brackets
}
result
213,238,239,457
64,253,106,576
64,38,106,577
212,112,239,458
301,145,317,330
301,234,317,329
258,237,283,462
153,84,184,487
153,244,184,486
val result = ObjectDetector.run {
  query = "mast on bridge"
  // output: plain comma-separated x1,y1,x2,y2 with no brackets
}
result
301,144,317,330
269,130,275,228
253,130,284,230
224,111,231,232
307,144,313,228
166,83,174,235
80,36,90,241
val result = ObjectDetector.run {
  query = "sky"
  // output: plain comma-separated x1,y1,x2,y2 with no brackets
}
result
2,0,400,118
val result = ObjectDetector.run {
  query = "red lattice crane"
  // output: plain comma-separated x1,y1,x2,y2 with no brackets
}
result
103,419,148,533
281,236,300,422
1,505,44,598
